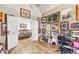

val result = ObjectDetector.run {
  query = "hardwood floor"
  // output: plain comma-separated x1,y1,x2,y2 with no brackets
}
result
9,38,59,54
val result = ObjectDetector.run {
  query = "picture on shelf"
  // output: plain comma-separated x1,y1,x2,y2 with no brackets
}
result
60,21,69,36
20,23,27,30
61,21,69,30
61,8,72,20
51,22,59,31
71,31,79,36
70,22,79,30
62,23,68,28
51,31,59,38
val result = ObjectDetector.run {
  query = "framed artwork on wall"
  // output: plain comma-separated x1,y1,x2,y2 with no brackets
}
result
41,16,47,23
71,31,79,36
46,24,50,31
47,12,60,23
61,8,73,21
51,22,59,32
20,23,27,30
60,21,69,36
1,23,7,36
51,31,59,38
20,8,31,18
70,21,79,30
60,21,69,30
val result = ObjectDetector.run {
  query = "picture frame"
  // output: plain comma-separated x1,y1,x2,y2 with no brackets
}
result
61,8,73,21
62,23,68,28
20,23,27,30
47,12,60,23
46,24,50,31
70,21,79,30
1,23,7,36
71,30,79,36
51,22,59,32
51,31,59,38
41,16,47,23
20,8,31,18
60,21,69,36
61,21,69,29
42,28,46,34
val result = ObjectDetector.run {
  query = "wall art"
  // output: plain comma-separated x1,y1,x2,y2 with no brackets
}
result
51,22,59,32
20,8,31,18
47,12,60,23
61,8,73,21
46,24,50,31
70,22,79,30
41,16,47,23
51,31,59,38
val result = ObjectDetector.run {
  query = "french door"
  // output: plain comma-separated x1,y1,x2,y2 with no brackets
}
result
7,15,19,50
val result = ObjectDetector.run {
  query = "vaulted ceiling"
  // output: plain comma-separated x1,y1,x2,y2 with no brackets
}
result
35,4,60,14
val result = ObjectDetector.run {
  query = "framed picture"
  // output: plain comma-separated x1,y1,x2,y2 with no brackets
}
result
51,31,59,38
47,12,60,22
42,28,46,34
61,21,69,29
51,22,59,32
60,21,69,36
20,8,31,18
20,23,27,30
62,23,68,28
61,8,73,21
41,17,47,23
1,23,7,36
46,24,50,31
70,21,79,30
71,31,79,36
